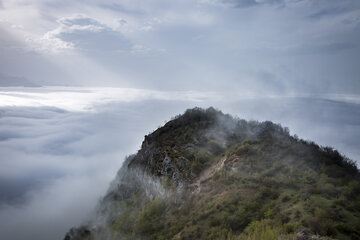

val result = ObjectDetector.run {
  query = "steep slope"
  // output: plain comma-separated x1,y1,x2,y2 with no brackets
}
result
65,107,360,240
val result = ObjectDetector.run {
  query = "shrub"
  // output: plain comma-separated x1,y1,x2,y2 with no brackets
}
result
135,198,166,235
305,207,335,236
244,220,279,240
264,209,274,219
257,187,280,200
280,193,291,202
283,223,296,234
207,140,225,155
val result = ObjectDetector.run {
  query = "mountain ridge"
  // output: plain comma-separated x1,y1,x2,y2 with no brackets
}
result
65,107,360,240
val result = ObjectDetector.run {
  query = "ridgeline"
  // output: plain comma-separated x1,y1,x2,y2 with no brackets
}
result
65,107,360,240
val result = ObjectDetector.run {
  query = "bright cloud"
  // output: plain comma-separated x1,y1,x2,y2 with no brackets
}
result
0,87,219,111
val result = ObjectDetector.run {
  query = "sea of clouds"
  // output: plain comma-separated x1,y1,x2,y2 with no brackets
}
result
0,87,359,240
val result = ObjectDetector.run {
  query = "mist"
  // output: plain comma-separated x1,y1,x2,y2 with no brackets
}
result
0,0,359,238
0,87,359,240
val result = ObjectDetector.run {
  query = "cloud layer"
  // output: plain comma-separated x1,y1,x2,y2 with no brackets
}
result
42,14,131,53
0,0,359,92
0,87,359,240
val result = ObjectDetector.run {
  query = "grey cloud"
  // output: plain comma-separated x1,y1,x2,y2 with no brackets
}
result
254,71,286,93
308,42,357,54
306,0,360,20
0,73,40,87
51,15,132,52
0,177,42,205
308,7,349,19
230,0,258,8
0,130,21,141
0,26,24,50
216,0,287,8
58,15,101,27
0,26,70,86
277,42,358,56
209,0,359,10
99,3,144,15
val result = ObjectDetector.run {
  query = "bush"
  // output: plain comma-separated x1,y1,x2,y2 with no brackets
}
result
207,140,225,155
244,220,279,240
135,198,166,235
283,223,296,234
191,152,210,174
242,138,258,145
305,208,335,236
280,193,291,202
257,187,280,200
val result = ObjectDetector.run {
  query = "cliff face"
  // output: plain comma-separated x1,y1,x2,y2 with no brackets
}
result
65,107,360,240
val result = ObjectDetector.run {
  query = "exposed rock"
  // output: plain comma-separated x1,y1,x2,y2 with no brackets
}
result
296,228,332,240
64,227,91,240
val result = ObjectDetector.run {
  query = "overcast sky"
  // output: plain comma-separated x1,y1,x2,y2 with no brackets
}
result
0,0,360,93
0,1,360,240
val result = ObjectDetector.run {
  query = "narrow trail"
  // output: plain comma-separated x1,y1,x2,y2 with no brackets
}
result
190,156,227,193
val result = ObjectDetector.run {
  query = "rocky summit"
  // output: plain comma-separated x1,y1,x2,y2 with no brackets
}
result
65,107,360,240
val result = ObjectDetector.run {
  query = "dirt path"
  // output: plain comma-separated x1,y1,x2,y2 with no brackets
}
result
190,156,227,193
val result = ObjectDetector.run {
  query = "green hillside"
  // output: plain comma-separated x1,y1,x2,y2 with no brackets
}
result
65,107,360,240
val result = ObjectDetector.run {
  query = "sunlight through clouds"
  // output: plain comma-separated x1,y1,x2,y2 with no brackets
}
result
0,87,219,111
0,0,359,239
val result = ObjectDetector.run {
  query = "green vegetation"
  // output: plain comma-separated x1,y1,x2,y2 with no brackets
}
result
66,107,360,240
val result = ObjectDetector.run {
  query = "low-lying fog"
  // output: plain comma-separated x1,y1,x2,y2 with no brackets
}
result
0,87,359,240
